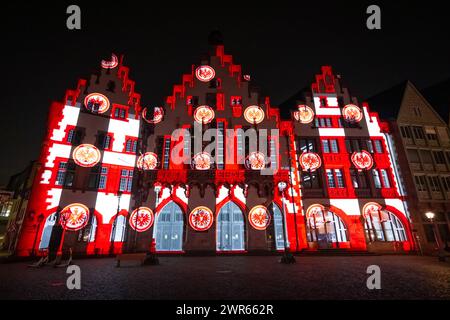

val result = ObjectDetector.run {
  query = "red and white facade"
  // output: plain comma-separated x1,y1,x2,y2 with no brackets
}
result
15,47,415,257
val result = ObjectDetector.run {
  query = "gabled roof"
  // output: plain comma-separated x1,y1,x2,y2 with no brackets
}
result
278,85,310,120
365,81,409,121
421,78,450,124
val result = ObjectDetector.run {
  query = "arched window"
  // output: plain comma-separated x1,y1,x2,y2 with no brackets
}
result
89,216,97,242
39,213,57,249
271,203,285,250
153,201,184,251
217,202,245,251
110,215,126,242
306,206,348,248
365,209,407,242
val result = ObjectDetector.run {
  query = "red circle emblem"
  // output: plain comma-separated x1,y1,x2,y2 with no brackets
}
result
60,203,90,231
294,105,315,124
129,207,154,232
137,152,158,170
244,106,265,124
195,66,216,82
246,152,266,170
343,104,363,122
192,152,211,170
299,152,322,172
101,54,119,69
194,106,215,124
189,207,214,232
351,150,374,170
142,107,164,124
249,205,271,230
84,93,110,114
72,144,101,168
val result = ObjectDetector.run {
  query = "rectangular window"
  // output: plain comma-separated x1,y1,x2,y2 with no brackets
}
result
163,138,171,169
183,130,191,159
99,167,108,189
374,140,383,153
330,140,339,153
366,140,374,154
380,169,391,188
350,169,359,188
428,176,441,192
322,140,330,153
441,177,450,192
413,126,425,140
88,166,101,189
125,139,138,153
270,139,278,170
299,139,316,153
302,171,321,189
400,126,412,139
372,169,382,189
350,169,368,189
326,169,336,188
119,169,133,192
67,129,75,144
217,122,224,169
63,162,76,187
335,169,345,188
433,151,446,165
114,107,127,119
56,162,67,186
231,96,242,106
407,149,420,163
414,175,428,192
420,150,433,164
237,129,244,161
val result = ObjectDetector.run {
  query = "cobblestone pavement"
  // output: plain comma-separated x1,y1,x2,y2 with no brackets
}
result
0,255,448,300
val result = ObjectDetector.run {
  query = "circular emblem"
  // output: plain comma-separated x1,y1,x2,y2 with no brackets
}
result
129,207,154,232
84,93,110,114
142,107,164,124
195,65,216,82
343,104,363,122
246,152,266,170
60,203,90,231
194,106,215,124
362,202,382,218
306,204,325,219
137,152,158,170
244,106,265,124
192,152,211,170
72,144,101,168
351,150,374,170
293,105,315,124
101,54,118,69
189,206,214,231
248,205,271,230
299,152,322,172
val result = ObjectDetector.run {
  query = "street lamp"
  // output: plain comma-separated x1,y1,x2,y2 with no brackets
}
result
278,182,296,264
425,211,446,262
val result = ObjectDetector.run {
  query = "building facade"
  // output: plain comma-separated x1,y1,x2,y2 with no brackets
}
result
15,42,415,257
368,82,450,254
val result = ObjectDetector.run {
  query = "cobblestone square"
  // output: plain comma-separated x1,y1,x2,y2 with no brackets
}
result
0,255,448,300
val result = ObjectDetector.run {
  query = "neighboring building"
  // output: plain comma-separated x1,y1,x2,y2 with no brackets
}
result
14,37,415,257
367,81,450,254
0,190,14,247
1,161,40,254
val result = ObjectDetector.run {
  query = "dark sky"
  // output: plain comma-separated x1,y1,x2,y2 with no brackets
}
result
1,1,449,185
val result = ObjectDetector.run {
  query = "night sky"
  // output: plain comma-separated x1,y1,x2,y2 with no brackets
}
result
1,1,449,185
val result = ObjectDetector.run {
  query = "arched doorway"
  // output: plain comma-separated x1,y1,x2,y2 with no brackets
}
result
217,201,245,251
38,213,57,250
153,201,184,251
271,203,285,250
306,205,348,249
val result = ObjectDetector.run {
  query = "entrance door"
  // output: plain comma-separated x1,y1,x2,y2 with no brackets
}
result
39,213,57,250
153,202,184,251
217,202,245,251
